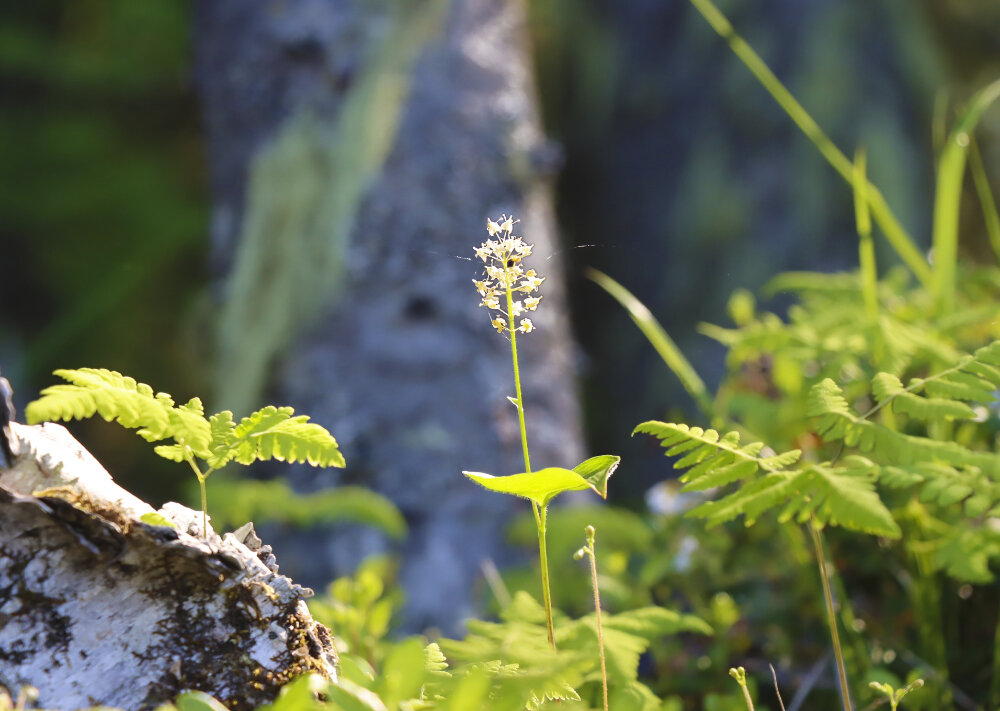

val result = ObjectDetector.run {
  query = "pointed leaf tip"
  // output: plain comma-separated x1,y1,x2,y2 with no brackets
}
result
572,454,620,499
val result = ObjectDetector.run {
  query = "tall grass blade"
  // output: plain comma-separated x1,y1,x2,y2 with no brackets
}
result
587,268,714,418
932,79,1000,315
686,0,932,288
853,148,878,325
969,136,1000,264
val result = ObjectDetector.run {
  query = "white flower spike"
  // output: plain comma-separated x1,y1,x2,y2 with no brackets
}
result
473,214,543,335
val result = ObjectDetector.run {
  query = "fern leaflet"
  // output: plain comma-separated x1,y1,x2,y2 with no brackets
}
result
26,368,212,457
208,405,345,469
634,421,897,536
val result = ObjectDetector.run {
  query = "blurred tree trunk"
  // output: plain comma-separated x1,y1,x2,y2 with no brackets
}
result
194,0,582,631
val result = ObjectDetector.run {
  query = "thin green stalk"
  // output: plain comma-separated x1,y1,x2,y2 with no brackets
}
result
809,520,852,711
687,0,932,287
504,263,556,649
507,286,532,476
186,455,209,539
853,148,878,327
536,504,556,649
729,667,756,711
587,268,714,419
578,526,609,711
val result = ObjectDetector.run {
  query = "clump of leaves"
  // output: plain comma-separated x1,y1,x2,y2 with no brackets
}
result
25,368,344,537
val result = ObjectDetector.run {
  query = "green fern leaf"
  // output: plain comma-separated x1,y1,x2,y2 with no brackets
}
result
924,371,997,403
872,372,905,404
783,462,900,537
688,473,799,527
218,405,345,468
602,606,713,638
26,369,211,457
633,421,800,489
154,444,188,462
808,378,1000,477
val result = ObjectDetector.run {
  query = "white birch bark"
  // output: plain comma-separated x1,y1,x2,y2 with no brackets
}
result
0,422,337,710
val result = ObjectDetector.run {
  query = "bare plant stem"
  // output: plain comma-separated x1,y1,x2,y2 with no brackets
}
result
810,519,852,711
505,268,556,649
584,527,609,711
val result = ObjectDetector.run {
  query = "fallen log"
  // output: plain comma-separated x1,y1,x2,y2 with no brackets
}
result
0,421,338,710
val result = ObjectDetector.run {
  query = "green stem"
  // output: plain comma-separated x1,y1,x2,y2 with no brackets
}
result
185,455,210,539
504,262,555,648
585,528,609,711
810,520,852,711
508,304,532,476
537,505,556,649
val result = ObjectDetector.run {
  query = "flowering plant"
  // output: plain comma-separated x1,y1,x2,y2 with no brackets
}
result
463,215,620,648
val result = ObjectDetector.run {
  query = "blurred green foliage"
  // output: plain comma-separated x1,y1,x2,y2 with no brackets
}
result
0,2,208,503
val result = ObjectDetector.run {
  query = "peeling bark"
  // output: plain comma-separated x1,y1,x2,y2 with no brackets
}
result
0,423,337,710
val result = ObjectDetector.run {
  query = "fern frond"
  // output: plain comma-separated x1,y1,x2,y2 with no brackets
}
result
688,457,900,537
210,405,345,468
871,372,976,420
809,378,1000,477
632,421,801,493
26,368,211,456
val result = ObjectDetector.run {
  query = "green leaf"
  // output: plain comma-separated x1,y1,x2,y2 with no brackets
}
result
139,512,177,529
259,674,333,711
26,368,210,454
571,454,620,498
445,667,492,711
463,466,606,507
376,637,426,709
608,681,662,711
424,642,451,675
174,692,229,711
219,405,345,468
206,410,239,469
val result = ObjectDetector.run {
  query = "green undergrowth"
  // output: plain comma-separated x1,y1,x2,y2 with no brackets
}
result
8,0,1000,709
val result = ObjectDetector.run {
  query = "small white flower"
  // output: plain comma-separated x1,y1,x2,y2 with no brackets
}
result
474,214,542,334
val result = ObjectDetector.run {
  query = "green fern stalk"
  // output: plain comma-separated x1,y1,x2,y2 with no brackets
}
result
186,456,211,539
